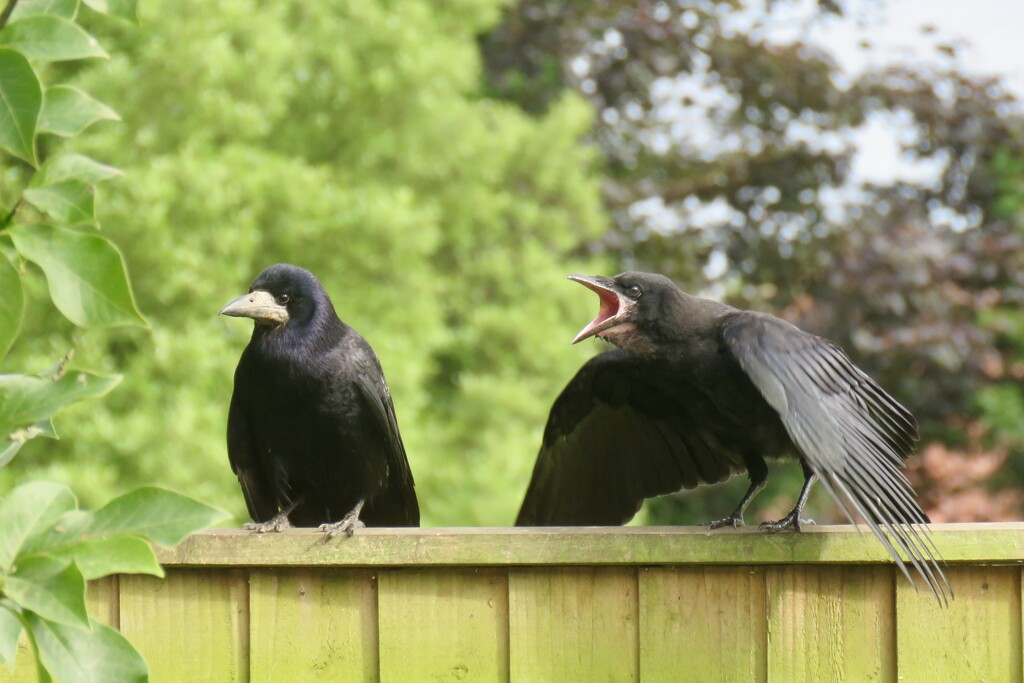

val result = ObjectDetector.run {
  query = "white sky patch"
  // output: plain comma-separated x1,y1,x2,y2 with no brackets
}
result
623,0,1022,277
649,67,743,161
721,0,1024,187
849,110,949,187
812,0,1024,101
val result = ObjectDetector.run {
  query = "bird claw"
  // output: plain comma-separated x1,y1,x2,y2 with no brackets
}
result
759,514,815,533
245,512,291,533
319,516,365,538
708,513,745,530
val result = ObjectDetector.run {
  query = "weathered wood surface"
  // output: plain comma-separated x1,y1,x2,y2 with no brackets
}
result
639,566,767,682
2,525,1024,682
510,567,639,682
378,568,509,682
120,570,249,683
157,524,1024,567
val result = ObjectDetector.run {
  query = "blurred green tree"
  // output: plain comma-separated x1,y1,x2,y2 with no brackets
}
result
1,0,610,526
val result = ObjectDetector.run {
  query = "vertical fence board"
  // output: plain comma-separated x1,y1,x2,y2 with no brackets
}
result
509,566,638,683
86,576,120,628
378,568,509,682
249,568,378,683
767,565,895,683
0,638,37,682
120,569,249,683
639,566,766,683
0,577,123,682
896,566,1022,683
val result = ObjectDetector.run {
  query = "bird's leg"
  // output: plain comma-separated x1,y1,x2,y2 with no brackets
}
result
319,499,367,538
760,469,818,533
708,459,768,529
245,511,292,533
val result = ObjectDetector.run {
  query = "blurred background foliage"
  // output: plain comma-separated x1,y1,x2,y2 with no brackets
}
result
2,0,1022,527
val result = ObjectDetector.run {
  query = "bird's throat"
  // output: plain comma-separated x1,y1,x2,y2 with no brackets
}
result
597,321,639,347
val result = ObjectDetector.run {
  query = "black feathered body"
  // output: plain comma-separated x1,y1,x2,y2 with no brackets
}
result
519,296,794,525
517,272,944,601
227,267,418,528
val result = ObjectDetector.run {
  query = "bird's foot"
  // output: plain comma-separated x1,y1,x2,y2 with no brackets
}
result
708,513,745,530
319,513,366,538
245,512,291,533
759,513,815,533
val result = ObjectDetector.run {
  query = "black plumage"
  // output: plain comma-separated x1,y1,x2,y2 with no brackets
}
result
221,264,418,534
516,271,948,602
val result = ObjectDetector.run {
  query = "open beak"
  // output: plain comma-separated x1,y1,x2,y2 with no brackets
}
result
220,290,289,326
567,275,633,344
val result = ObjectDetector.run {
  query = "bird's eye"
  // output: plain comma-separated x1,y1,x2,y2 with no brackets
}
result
627,285,642,299
277,294,291,305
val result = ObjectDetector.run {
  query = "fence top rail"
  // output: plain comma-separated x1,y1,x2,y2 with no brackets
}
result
154,523,1024,568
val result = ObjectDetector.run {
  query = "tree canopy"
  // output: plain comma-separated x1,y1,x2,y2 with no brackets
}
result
2,0,1022,527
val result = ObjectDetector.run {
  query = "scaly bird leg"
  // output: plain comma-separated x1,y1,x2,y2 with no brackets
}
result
245,511,292,533
319,499,367,538
760,471,818,533
709,461,768,529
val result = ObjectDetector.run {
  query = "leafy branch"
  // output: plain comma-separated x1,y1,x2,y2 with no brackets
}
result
0,2,225,681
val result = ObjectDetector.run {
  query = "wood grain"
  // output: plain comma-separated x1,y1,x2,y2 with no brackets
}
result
639,566,767,683
896,565,1021,683
510,566,638,682
249,568,378,683
157,525,1024,568
119,570,249,683
378,568,509,682
767,565,895,682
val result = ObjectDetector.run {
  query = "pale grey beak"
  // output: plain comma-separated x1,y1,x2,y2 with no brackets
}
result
220,290,289,326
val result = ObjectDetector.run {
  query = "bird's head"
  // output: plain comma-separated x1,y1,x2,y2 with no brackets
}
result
568,271,680,349
220,263,327,331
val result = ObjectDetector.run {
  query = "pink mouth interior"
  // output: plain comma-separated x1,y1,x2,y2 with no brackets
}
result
593,288,619,326
574,285,621,341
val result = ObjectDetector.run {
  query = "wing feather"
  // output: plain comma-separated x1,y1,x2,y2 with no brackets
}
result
227,381,277,522
349,348,419,527
722,312,949,603
515,350,737,526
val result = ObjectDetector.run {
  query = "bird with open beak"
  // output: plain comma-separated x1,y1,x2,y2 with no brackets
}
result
517,271,949,604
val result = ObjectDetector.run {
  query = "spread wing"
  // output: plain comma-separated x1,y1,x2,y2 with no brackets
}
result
516,350,739,526
722,311,949,602
227,370,277,523
349,347,420,527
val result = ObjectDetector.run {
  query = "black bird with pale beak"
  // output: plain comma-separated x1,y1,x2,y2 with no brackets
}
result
221,263,418,535
517,271,948,604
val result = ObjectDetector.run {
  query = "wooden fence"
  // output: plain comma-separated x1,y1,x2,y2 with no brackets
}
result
3,524,1024,682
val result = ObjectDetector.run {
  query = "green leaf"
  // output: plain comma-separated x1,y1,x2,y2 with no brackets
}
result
38,85,119,137
5,556,89,629
0,482,76,571
9,224,146,327
0,419,57,468
31,153,122,186
0,49,41,166
0,16,109,63
17,509,92,558
9,0,79,21
0,250,24,360
90,487,226,547
81,0,137,22
0,368,119,438
0,439,25,466
56,535,163,580
25,614,148,683
0,605,23,664
24,180,96,225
